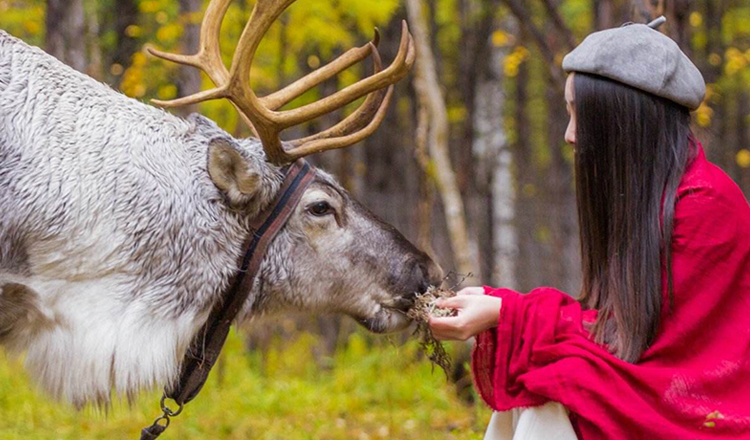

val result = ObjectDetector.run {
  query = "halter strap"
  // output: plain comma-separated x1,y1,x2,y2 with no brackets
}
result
141,159,314,440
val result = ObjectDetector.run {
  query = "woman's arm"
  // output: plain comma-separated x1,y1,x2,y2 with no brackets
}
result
430,285,615,415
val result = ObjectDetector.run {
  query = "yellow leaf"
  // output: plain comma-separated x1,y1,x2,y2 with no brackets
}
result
696,111,711,127
132,52,147,67
23,21,40,35
307,55,321,69
504,63,519,78
125,24,141,38
133,84,147,98
491,30,512,47
737,150,750,169
447,105,467,124
157,85,178,100
689,12,703,27
157,24,182,43
139,0,160,14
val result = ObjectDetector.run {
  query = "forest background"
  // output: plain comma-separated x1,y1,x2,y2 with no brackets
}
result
0,0,748,438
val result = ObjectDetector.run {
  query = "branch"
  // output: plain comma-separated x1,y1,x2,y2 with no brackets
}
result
500,0,565,91
539,0,576,51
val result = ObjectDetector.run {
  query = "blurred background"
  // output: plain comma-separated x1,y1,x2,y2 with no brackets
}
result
1,0,749,438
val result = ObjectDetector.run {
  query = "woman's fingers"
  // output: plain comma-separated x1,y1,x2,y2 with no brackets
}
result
435,295,467,309
434,287,483,309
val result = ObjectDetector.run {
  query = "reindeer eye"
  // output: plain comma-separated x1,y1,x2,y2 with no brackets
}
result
308,201,333,216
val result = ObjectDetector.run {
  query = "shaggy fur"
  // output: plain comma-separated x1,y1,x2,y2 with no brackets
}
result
0,30,441,408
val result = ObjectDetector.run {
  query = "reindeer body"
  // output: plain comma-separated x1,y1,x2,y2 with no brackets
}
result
0,12,436,410
0,31,280,406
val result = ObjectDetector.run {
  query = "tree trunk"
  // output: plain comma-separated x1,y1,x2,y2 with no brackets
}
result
456,0,502,283
594,0,615,29
630,0,657,22
86,3,103,80
177,0,203,116
111,0,139,87
511,37,535,291
665,0,692,51
456,0,497,196
474,39,510,285
45,0,86,72
415,92,437,257
406,0,476,278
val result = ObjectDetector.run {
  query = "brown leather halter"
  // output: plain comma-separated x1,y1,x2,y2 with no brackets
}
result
140,159,315,440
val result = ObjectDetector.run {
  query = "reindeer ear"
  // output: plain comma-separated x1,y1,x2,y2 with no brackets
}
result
208,138,262,204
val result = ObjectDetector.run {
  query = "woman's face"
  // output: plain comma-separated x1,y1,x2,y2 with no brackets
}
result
565,73,576,145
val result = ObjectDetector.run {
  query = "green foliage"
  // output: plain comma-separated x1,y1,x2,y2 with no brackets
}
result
0,0,45,45
0,330,489,439
559,0,591,37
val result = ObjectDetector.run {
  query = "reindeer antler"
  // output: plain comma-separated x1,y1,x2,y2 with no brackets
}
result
148,0,415,164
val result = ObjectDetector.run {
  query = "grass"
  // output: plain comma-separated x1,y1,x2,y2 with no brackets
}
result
0,329,491,439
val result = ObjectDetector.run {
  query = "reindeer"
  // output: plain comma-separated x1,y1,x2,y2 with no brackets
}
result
0,0,442,417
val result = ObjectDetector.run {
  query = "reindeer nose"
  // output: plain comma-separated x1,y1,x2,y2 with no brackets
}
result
424,260,444,287
413,259,444,294
394,258,445,312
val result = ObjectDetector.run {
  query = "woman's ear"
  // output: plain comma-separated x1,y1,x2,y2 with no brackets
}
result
207,137,262,205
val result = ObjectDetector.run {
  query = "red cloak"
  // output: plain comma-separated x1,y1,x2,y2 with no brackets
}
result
472,143,750,439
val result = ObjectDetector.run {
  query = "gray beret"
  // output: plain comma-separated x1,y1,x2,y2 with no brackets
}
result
562,17,706,110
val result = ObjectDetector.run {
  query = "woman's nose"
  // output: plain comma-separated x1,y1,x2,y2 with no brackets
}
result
565,120,576,145
565,130,576,145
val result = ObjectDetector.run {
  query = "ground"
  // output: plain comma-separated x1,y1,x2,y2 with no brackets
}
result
0,329,490,439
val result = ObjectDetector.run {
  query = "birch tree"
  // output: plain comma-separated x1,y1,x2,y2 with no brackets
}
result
406,0,476,278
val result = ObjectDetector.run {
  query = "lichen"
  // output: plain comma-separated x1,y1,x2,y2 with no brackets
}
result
407,286,457,376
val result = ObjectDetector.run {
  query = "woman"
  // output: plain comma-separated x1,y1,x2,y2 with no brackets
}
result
430,18,750,439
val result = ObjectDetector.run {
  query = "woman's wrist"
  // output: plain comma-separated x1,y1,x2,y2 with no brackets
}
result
479,296,502,331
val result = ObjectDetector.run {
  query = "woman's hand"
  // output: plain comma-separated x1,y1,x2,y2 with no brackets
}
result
428,287,502,341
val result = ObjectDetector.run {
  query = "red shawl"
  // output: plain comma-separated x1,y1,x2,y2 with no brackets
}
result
472,143,750,439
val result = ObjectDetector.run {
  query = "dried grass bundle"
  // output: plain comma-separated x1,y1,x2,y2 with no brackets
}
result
407,286,457,375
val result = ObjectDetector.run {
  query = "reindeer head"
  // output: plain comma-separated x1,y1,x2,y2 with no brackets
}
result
275,172,443,333
201,135,442,334
150,0,440,333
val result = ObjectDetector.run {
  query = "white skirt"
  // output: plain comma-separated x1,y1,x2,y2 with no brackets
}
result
484,402,579,440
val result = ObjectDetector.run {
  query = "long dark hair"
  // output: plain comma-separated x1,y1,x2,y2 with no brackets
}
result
574,73,693,363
